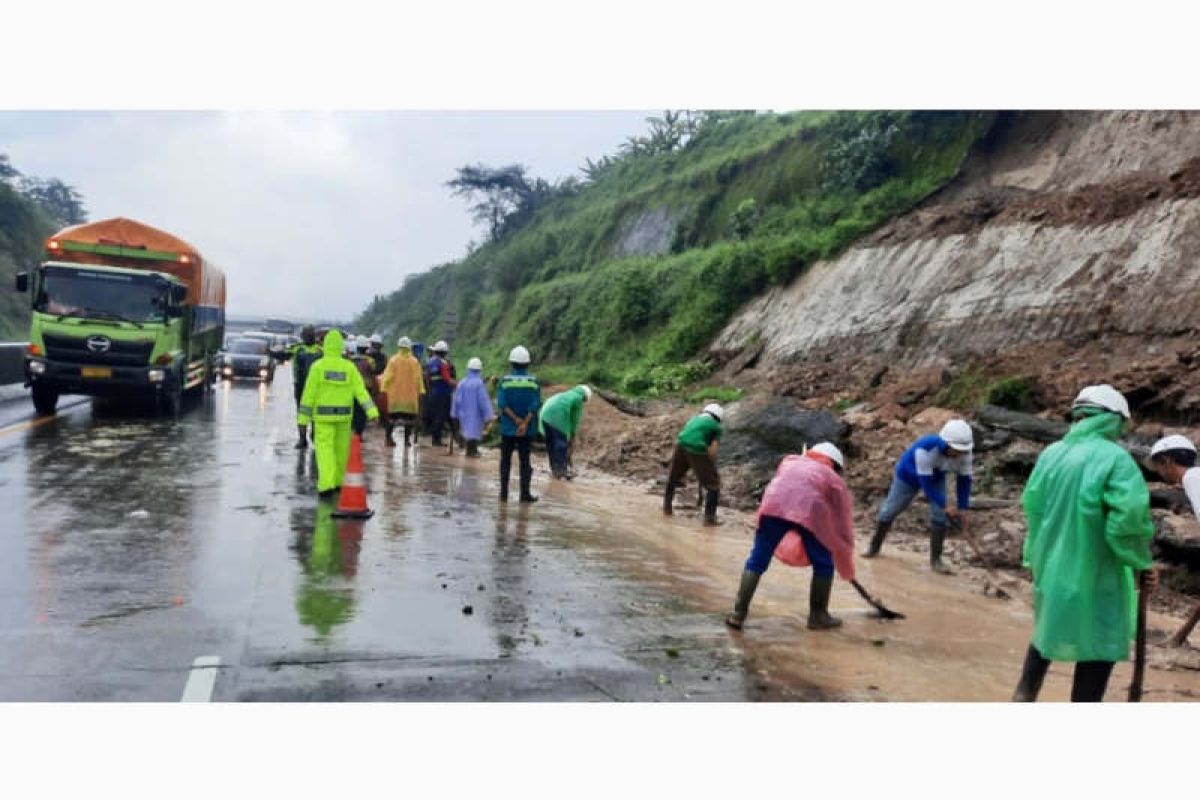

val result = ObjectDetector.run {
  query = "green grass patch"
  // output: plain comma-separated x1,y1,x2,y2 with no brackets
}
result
687,386,744,404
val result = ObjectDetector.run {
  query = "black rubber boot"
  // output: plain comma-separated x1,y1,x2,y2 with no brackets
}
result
725,570,761,630
519,462,538,503
295,425,308,449
702,489,721,526
930,523,953,574
663,485,675,516
807,574,843,630
1013,644,1050,702
384,425,396,448
863,519,890,558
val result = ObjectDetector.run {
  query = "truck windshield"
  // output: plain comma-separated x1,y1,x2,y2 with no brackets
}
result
36,267,169,323
230,339,267,355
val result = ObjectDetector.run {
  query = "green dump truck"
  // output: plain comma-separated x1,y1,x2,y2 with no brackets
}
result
15,217,227,416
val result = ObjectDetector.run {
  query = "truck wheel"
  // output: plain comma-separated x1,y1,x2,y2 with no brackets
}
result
31,384,59,416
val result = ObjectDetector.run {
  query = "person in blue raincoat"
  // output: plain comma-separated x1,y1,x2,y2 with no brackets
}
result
451,357,496,458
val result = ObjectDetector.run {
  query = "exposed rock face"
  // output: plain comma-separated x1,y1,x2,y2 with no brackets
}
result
612,205,678,258
713,111,1200,370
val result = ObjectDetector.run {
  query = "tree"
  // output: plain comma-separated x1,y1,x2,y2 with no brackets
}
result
446,163,533,240
0,154,18,182
19,177,87,226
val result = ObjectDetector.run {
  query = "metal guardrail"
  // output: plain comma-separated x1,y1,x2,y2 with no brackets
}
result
0,343,28,386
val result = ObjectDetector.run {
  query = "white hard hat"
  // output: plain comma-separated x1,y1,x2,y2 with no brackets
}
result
1151,434,1197,458
397,336,412,348
580,384,593,401
369,334,383,345
355,335,370,349
809,441,845,469
508,345,531,365
432,340,449,353
1072,384,1131,420
939,419,975,452
703,403,725,422
467,357,483,371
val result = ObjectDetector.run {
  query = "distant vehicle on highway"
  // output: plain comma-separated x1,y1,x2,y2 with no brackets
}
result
15,217,226,417
238,330,290,361
220,337,275,383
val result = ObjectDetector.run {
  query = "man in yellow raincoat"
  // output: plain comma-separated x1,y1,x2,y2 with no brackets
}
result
1013,384,1155,702
379,335,425,448
297,330,379,497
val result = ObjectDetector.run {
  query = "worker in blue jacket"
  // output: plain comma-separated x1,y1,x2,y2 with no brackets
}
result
863,419,975,574
495,345,541,503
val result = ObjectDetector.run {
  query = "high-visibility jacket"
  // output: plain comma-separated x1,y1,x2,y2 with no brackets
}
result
297,330,379,426
496,369,541,438
291,342,322,389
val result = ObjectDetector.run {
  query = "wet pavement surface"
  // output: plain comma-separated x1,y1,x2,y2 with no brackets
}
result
2,368,1198,702
0,371,818,701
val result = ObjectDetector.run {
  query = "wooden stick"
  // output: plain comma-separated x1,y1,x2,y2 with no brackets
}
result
850,579,906,620
1168,600,1200,648
1129,577,1149,702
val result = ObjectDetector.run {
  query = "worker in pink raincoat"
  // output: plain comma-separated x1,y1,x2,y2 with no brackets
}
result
725,443,856,631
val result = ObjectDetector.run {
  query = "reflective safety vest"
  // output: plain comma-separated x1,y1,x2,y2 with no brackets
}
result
297,355,380,426
496,370,541,438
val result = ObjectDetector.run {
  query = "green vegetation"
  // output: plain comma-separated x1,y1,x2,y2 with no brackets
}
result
356,111,997,395
985,376,1036,412
0,154,88,340
687,386,744,404
937,367,1037,412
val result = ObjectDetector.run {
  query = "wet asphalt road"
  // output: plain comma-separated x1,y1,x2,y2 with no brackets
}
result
0,369,812,701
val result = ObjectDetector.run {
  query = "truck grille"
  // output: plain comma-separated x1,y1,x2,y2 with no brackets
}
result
43,333,155,367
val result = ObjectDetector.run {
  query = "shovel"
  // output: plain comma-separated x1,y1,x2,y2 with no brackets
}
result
1129,573,1149,702
850,579,906,620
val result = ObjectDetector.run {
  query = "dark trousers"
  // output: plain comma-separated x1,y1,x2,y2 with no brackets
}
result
745,515,834,578
666,444,720,491
499,435,533,499
427,393,452,444
1014,644,1116,702
352,403,367,436
545,424,570,476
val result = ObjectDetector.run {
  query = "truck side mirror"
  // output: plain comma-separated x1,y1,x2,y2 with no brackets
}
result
166,305,184,319
171,285,188,303
15,272,28,293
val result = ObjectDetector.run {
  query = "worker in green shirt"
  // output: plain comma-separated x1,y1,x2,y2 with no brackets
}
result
664,403,724,525
538,384,592,479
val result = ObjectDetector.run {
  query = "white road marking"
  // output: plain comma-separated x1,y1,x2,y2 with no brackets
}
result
180,655,221,702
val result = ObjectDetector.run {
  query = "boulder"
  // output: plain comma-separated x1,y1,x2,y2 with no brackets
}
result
1154,512,1200,568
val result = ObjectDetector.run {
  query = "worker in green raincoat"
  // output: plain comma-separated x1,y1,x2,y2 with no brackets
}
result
297,330,380,498
1013,384,1155,702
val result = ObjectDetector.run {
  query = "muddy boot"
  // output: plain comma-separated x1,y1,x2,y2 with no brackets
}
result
702,489,721,526
807,574,843,630
863,519,890,558
930,523,953,574
663,484,675,516
725,570,761,630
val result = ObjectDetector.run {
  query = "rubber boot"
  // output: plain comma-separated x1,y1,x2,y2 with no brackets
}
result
724,570,761,630
807,574,843,630
863,519,890,558
519,461,538,503
930,523,953,574
1012,644,1050,702
384,424,396,448
295,425,308,449
663,484,675,516
702,489,721,526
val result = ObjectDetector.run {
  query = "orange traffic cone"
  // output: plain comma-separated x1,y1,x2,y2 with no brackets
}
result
332,433,374,519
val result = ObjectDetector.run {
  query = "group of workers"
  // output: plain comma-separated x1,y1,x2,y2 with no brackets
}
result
289,326,594,505
286,324,1195,701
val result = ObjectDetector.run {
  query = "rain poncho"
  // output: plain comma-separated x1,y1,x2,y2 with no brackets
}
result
380,349,425,415
538,386,587,439
1021,412,1154,663
451,369,495,441
756,454,857,580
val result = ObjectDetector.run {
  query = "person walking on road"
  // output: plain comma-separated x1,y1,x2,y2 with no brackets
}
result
350,336,379,439
725,444,856,631
1012,384,1155,702
663,403,725,525
297,329,380,499
451,357,496,458
863,419,976,574
538,384,592,479
291,325,323,449
380,336,425,448
366,334,388,376
1148,434,1200,648
496,345,542,503
424,341,457,447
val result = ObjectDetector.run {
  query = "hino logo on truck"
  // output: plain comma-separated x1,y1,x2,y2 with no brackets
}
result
86,335,112,353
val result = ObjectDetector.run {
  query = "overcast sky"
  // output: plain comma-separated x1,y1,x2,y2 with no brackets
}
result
0,111,650,320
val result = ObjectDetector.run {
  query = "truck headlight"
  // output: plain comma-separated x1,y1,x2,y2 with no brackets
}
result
259,368,269,377
29,360,46,375
224,355,233,365
148,369,166,383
